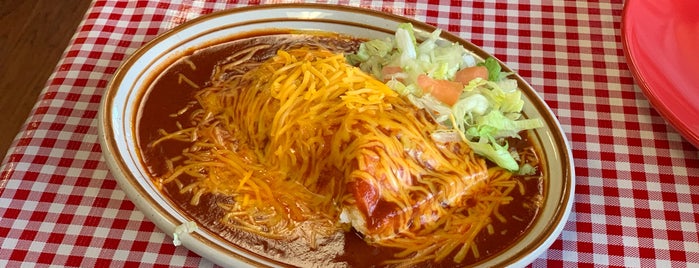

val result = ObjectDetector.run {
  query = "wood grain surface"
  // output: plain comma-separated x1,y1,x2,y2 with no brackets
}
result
0,0,92,160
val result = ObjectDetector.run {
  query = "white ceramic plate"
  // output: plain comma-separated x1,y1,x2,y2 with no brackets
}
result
99,4,575,267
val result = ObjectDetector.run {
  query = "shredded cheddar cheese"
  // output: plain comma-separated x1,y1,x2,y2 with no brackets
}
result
152,47,523,264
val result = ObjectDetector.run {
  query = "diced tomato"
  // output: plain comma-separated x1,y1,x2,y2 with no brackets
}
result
381,66,404,82
416,74,463,106
454,66,489,85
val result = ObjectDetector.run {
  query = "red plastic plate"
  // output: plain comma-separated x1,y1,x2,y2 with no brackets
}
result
622,0,699,148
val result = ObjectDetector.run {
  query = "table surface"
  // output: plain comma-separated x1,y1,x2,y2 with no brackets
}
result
1,0,698,267
0,0,92,160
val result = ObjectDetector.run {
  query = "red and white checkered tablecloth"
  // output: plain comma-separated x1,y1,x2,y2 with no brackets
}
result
1,0,698,267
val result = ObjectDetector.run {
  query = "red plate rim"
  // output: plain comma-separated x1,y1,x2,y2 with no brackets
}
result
621,0,699,148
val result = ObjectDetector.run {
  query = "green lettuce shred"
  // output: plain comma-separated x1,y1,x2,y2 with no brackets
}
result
347,23,544,171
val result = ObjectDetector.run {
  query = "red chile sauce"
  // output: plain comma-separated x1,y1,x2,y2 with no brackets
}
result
137,30,544,267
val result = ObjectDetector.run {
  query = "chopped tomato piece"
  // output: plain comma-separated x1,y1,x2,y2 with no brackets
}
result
454,66,489,85
381,66,404,82
417,74,463,106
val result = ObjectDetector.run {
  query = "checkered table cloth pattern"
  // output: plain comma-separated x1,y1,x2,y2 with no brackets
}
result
1,0,698,267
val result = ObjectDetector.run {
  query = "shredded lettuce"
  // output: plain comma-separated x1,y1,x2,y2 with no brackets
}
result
477,57,502,81
396,23,418,63
347,23,543,171
172,221,198,246
518,163,538,176
466,138,519,171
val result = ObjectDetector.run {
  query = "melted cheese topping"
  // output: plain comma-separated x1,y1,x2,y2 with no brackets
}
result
151,47,521,264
